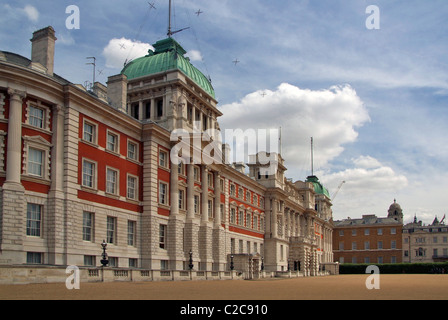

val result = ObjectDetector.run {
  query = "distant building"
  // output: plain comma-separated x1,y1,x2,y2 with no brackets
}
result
333,200,403,264
403,215,448,263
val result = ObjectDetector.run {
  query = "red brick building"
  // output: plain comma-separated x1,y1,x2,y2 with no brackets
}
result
333,201,403,264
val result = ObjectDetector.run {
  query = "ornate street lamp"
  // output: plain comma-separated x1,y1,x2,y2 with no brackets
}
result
189,250,194,270
261,256,264,271
100,240,109,267
230,255,234,271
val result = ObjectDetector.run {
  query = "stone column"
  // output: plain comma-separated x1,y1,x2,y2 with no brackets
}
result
48,104,66,265
5,88,26,186
170,160,179,217
1,89,26,264
201,165,209,222
213,171,222,228
186,163,195,220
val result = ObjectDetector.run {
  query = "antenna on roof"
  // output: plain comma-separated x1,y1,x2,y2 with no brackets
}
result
167,0,190,37
310,137,314,176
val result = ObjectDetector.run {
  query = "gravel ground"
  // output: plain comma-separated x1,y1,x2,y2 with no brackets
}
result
0,274,447,300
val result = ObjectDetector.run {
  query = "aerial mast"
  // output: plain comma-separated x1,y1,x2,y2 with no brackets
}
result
167,0,189,38
311,137,314,176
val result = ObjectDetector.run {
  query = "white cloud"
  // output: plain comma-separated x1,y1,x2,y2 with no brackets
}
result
23,5,39,22
218,83,370,171
102,38,154,70
186,50,203,62
320,156,408,221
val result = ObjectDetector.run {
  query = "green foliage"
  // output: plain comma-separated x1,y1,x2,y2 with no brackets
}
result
340,263,448,274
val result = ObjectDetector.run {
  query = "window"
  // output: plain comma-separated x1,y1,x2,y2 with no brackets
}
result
107,216,116,244
84,255,95,267
82,160,96,188
159,150,168,168
127,140,138,161
157,99,163,118
83,211,94,242
128,220,136,246
230,184,236,196
238,188,243,199
129,258,138,268
127,175,138,200
159,182,168,205
246,191,251,202
246,213,251,228
352,230,357,236
364,241,370,250
339,230,344,236
179,189,185,210
230,208,236,224
377,228,383,235
378,241,383,249
238,210,244,226
391,228,396,235
106,168,118,195
27,252,43,264
107,131,119,153
159,224,167,249
28,147,43,177
254,216,258,230
364,229,370,236
208,199,213,218
29,106,44,128
194,166,200,182
194,195,200,214
83,121,96,144
26,203,42,237
352,242,357,250
391,240,396,249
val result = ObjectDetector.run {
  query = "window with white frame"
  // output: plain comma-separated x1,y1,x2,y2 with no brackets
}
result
127,175,138,200
83,211,94,242
26,102,50,131
159,150,168,168
23,136,51,180
83,120,97,144
82,159,96,189
106,131,119,153
208,199,213,218
179,189,185,210
106,216,116,244
128,220,136,246
238,210,244,226
28,105,44,129
28,147,44,177
26,203,42,237
159,224,167,249
127,140,138,161
106,168,119,195
159,182,168,205
230,207,236,224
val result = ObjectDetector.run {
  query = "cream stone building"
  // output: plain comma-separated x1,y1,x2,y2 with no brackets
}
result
403,215,448,263
0,25,335,280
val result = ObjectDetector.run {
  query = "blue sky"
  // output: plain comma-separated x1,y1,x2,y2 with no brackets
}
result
1,0,447,224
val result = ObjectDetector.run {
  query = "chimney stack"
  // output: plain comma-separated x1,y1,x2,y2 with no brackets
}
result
30,26,57,76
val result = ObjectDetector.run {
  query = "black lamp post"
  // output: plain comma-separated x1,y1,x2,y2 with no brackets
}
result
230,255,234,271
188,250,194,270
261,256,264,271
100,240,109,267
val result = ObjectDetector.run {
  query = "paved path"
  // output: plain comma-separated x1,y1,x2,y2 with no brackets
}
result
0,275,447,300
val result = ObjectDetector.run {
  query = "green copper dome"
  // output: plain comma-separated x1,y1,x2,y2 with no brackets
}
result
121,38,215,99
306,176,331,199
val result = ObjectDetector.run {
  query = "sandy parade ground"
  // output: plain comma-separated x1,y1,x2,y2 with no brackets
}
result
0,274,447,301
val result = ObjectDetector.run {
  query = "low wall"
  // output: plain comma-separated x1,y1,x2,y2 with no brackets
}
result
0,265,244,285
